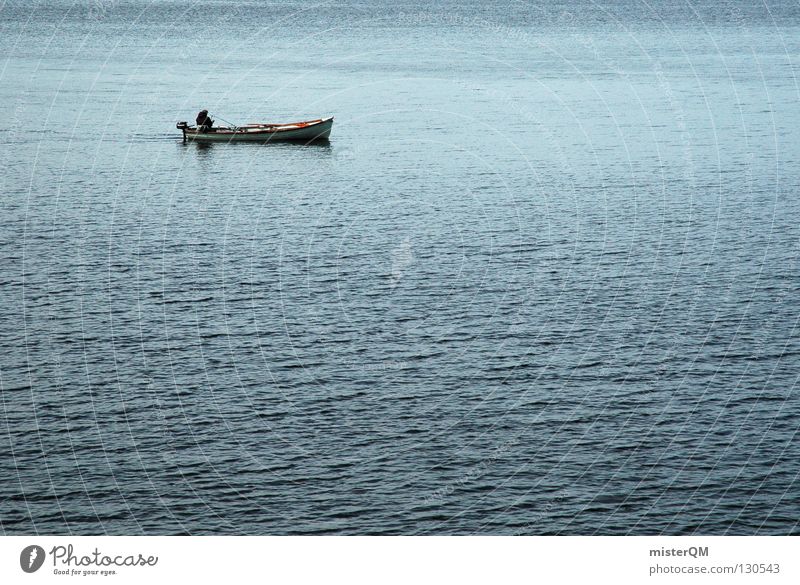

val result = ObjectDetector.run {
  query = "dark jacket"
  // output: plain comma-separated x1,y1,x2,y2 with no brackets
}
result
195,111,213,131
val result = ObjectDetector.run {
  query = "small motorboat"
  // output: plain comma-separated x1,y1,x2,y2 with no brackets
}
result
176,116,333,143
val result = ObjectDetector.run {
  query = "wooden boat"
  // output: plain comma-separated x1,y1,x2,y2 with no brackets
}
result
176,116,333,143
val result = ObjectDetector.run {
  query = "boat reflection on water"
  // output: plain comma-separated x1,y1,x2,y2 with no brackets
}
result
179,138,332,153
180,137,331,148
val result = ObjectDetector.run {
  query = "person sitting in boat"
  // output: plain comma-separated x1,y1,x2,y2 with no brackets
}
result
195,109,214,132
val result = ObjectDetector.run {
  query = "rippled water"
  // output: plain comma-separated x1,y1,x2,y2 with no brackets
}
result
1,0,799,535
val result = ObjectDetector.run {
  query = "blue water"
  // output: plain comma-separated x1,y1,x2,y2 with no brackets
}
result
1,0,799,534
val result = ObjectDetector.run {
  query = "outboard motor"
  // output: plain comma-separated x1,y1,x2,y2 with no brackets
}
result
176,121,189,141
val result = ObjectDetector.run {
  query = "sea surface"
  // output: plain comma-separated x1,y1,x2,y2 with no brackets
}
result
1,0,799,535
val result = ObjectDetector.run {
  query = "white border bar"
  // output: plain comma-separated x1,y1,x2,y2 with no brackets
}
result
1,536,796,584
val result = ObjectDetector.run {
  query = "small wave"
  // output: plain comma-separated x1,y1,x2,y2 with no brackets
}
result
127,133,177,143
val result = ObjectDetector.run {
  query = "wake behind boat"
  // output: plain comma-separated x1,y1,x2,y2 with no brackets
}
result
176,112,333,143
